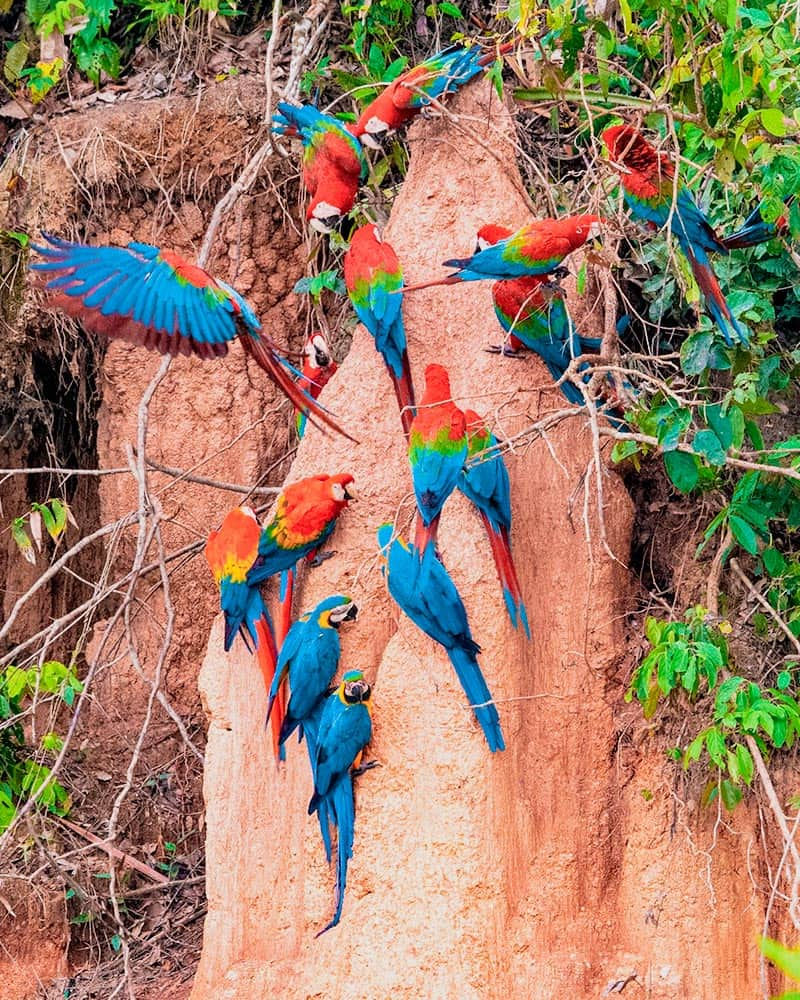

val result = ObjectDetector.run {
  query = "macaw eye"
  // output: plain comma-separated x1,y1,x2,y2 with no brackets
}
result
331,483,345,500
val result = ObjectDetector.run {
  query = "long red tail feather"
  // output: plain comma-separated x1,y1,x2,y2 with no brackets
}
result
254,616,284,760
414,512,440,556
238,332,358,442
399,274,463,294
388,352,416,440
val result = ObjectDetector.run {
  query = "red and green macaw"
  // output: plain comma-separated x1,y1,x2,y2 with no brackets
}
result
377,523,505,752
343,223,416,438
205,506,284,759
246,473,356,587
602,124,755,346
295,331,338,439
349,41,512,149
478,223,600,406
401,214,603,292
31,234,350,439
407,363,467,556
273,102,367,234
308,669,373,935
458,410,530,638
267,594,358,859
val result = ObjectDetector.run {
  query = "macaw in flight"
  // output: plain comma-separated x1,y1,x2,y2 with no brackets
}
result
400,214,603,292
458,410,530,638
349,40,514,149
295,331,338,439
273,102,367,234
377,523,505,752
343,223,416,438
31,234,351,439
407,364,467,557
204,506,284,759
602,123,765,346
309,669,373,935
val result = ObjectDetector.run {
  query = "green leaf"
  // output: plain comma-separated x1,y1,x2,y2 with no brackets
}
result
729,515,760,555
760,937,800,983
111,933,122,952
438,1,463,16
692,429,727,466
681,330,715,375
778,671,792,691
763,547,787,577
11,518,35,564
760,108,787,138
736,743,754,785
4,40,30,82
720,778,743,810
706,727,726,766
664,451,699,493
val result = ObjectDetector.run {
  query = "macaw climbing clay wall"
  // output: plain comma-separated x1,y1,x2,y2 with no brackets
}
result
191,81,773,999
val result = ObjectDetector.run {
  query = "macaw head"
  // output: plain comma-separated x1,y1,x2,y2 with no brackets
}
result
360,117,393,151
421,362,453,402
326,472,357,504
310,201,346,234
475,223,513,251
340,669,371,705
314,594,359,629
304,332,332,370
602,124,634,162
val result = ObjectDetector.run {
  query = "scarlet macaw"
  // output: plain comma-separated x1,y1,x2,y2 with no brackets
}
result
401,214,603,292
31,234,350,439
407,364,467,556
377,523,505,752
602,124,753,345
273,102,367,234
246,473,356,587
343,223,416,438
204,506,284,758
309,669,373,935
458,410,530,638
295,331,338,439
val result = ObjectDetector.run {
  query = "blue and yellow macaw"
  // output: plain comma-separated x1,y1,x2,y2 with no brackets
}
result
377,523,505,752
309,669,373,935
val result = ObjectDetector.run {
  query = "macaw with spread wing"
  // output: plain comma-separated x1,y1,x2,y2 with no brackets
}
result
205,506,285,758
309,669,373,935
603,124,752,346
343,223,416,437
408,364,467,557
273,102,367,234
31,234,351,439
377,523,505,752
458,410,530,639
401,214,603,292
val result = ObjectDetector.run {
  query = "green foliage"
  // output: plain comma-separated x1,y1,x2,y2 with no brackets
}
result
0,660,83,833
293,269,346,304
760,936,800,998
8,498,77,565
629,607,800,810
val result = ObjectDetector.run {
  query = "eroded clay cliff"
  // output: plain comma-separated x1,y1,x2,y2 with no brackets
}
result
190,82,773,999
